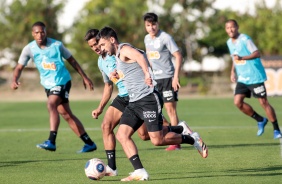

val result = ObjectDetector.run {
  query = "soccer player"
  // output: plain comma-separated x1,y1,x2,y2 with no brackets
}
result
143,12,183,150
225,19,282,139
10,21,97,153
97,26,208,181
84,29,193,176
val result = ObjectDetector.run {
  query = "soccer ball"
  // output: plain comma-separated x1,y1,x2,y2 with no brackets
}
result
84,158,106,180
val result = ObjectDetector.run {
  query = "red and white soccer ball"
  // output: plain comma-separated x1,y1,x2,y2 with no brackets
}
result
84,158,106,180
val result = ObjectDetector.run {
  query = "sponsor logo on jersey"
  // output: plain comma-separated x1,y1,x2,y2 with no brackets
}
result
42,61,56,70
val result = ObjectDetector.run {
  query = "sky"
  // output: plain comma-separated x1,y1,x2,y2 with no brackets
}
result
58,0,281,29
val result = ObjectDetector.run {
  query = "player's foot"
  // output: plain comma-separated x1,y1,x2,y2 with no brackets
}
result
121,168,149,181
191,132,208,158
77,143,97,153
273,130,282,139
105,165,118,176
257,118,268,136
36,140,56,151
165,144,181,151
178,120,193,135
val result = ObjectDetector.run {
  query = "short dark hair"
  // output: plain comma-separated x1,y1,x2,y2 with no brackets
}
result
84,29,99,41
32,21,46,29
98,26,118,41
143,12,158,23
226,19,239,27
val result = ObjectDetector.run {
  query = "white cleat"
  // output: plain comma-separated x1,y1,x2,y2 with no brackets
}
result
191,132,208,158
105,165,118,176
178,121,193,135
121,168,149,181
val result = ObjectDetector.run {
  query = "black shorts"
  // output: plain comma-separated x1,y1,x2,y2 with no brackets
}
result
120,91,163,132
110,95,129,112
155,78,178,102
235,82,267,98
45,80,71,103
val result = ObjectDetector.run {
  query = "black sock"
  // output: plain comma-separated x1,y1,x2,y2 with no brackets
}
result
106,150,116,170
80,133,94,145
168,126,183,134
272,120,281,131
129,154,143,170
48,131,57,144
251,111,264,122
181,135,195,145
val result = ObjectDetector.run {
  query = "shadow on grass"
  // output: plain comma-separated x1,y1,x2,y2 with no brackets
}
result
141,142,280,151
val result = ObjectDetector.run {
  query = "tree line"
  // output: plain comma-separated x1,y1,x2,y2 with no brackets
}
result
1,0,281,85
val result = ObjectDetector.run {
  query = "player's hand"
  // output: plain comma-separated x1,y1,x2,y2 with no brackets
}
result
83,77,94,91
92,108,102,119
230,73,236,83
233,55,241,61
144,72,153,87
10,81,20,90
172,77,180,91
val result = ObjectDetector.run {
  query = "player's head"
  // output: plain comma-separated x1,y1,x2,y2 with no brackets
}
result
143,12,159,37
97,27,118,56
225,19,239,39
84,29,104,56
32,21,47,46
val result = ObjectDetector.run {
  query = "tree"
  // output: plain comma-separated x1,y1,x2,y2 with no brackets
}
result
66,0,147,85
0,0,64,67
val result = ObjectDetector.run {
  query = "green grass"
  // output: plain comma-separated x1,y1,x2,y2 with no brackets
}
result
1,97,282,183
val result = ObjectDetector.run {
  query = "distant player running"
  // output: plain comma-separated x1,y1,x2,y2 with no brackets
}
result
225,19,282,139
11,21,97,153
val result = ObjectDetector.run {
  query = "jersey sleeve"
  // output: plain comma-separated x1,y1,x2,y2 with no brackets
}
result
59,43,72,59
163,33,179,54
246,39,258,53
18,45,32,66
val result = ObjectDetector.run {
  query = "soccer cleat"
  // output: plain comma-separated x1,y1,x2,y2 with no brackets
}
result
257,118,268,136
273,130,282,139
178,121,193,135
191,132,208,158
105,165,118,176
165,144,181,151
77,143,97,153
121,168,149,181
36,140,56,151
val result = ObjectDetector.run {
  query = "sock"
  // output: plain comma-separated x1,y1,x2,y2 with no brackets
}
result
129,154,143,170
251,111,264,122
80,133,94,145
168,126,183,134
106,150,116,170
272,120,281,131
181,135,195,145
48,131,57,144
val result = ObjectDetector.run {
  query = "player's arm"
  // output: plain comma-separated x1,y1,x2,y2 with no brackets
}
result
121,45,152,86
60,43,94,91
11,64,25,90
11,46,30,90
66,56,94,91
234,39,260,60
171,51,182,91
230,62,236,83
92,81,113,119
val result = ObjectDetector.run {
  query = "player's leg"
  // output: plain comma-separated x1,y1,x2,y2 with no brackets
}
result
116,105,149,181
254,83,282,138
58,81,96,153
234,82,267,136
102,105,122,176
36,87,62,151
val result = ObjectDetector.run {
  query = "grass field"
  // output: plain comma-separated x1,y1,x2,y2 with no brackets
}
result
1,97,282,183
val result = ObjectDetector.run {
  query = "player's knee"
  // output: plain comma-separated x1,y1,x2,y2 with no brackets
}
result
150,138,163,146
138,133,150,141
101,121,114,133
